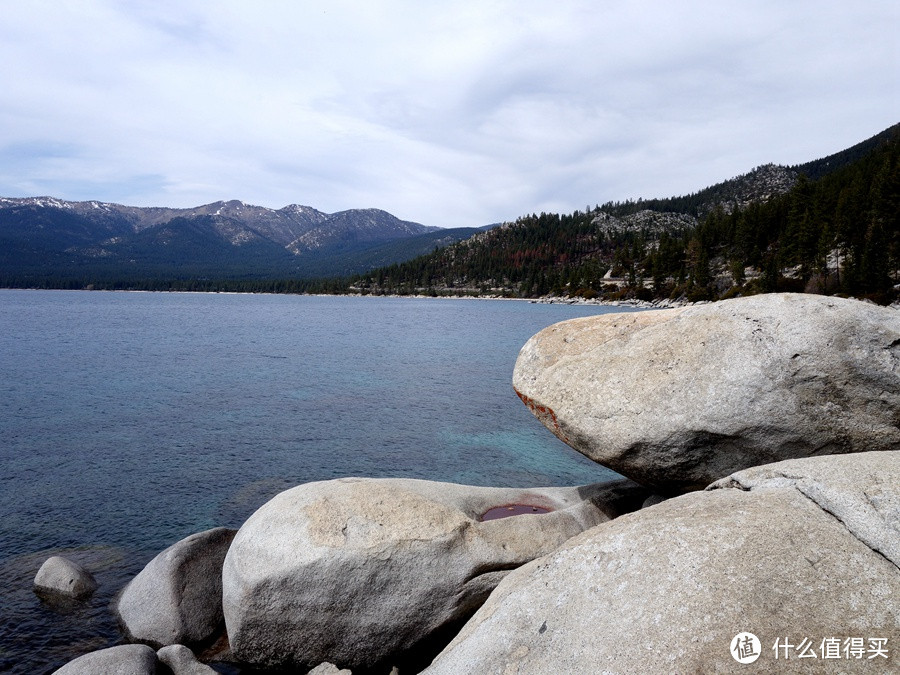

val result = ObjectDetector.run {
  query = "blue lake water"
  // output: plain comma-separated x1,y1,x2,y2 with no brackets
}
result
0,290,638,673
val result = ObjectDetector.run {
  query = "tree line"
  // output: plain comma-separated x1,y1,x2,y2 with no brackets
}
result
350,127,899,304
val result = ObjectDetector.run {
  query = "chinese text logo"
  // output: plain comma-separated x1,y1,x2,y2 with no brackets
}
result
731,632,761,664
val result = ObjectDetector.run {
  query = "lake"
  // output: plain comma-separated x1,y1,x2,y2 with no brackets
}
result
0,290,638,673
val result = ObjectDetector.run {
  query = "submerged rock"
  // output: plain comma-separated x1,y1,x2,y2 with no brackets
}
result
53,644,158,674
33,556,97,599
513,293,900,493
424,452,900,674
222,477,647,672
117,527,237,647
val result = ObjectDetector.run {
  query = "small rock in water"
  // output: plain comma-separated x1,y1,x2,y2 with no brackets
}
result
33,556,97,599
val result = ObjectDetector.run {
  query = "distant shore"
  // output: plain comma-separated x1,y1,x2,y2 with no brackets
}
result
7,286,895,312
0,285,690,309
311,291,696,309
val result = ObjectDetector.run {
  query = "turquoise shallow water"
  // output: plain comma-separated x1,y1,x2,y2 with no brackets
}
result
0,290,638,673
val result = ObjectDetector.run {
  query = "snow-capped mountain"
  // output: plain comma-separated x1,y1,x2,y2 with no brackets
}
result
0,196,457,280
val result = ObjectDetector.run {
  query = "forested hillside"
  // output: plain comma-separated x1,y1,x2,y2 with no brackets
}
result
350,124,900,304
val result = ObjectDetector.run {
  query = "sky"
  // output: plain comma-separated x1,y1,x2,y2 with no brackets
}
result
0,1,896,228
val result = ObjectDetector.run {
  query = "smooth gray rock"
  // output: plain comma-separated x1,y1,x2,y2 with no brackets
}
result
156,644,216,674
34,556,97,599
53,644,158,674
513,293,900,492
223,477,647,672
709,450,900,566
424,453,900,674
117,527,237,647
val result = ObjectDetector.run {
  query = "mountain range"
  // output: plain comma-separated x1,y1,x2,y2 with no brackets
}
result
0,197,486,285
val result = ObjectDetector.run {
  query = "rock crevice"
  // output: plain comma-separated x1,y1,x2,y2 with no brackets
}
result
708,452,900,568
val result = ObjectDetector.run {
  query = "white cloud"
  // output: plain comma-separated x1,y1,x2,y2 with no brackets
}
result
0,0,896,227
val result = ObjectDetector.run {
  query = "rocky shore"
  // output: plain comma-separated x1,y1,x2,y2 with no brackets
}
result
42,293,899,673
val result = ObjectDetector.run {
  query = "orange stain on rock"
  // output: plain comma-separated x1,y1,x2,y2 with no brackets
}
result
514,389,569,444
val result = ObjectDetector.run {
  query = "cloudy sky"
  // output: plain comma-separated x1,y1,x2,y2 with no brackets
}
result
0,1,896,228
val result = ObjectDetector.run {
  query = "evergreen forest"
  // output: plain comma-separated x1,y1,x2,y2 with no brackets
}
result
349,125,900,305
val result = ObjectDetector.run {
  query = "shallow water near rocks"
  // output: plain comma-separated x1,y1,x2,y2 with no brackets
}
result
0,290,636,673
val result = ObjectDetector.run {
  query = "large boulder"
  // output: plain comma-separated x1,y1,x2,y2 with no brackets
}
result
117,527,237,647
53,644,158,674
33,555,97,599
424,451,900,674
513,293,900,492
222,477,648,672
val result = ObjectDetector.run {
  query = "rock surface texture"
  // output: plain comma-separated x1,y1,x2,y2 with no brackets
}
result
116,527,236,647
222,477,647,672
33,556,97,599
709,450,900,566
53,644,158,674
513,293,900,492
423,452,900,674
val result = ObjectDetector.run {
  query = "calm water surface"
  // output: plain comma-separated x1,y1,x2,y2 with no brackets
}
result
0,290,638,673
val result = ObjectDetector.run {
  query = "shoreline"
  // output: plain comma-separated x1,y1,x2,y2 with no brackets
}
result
8,285,893,311
0,286,694,309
